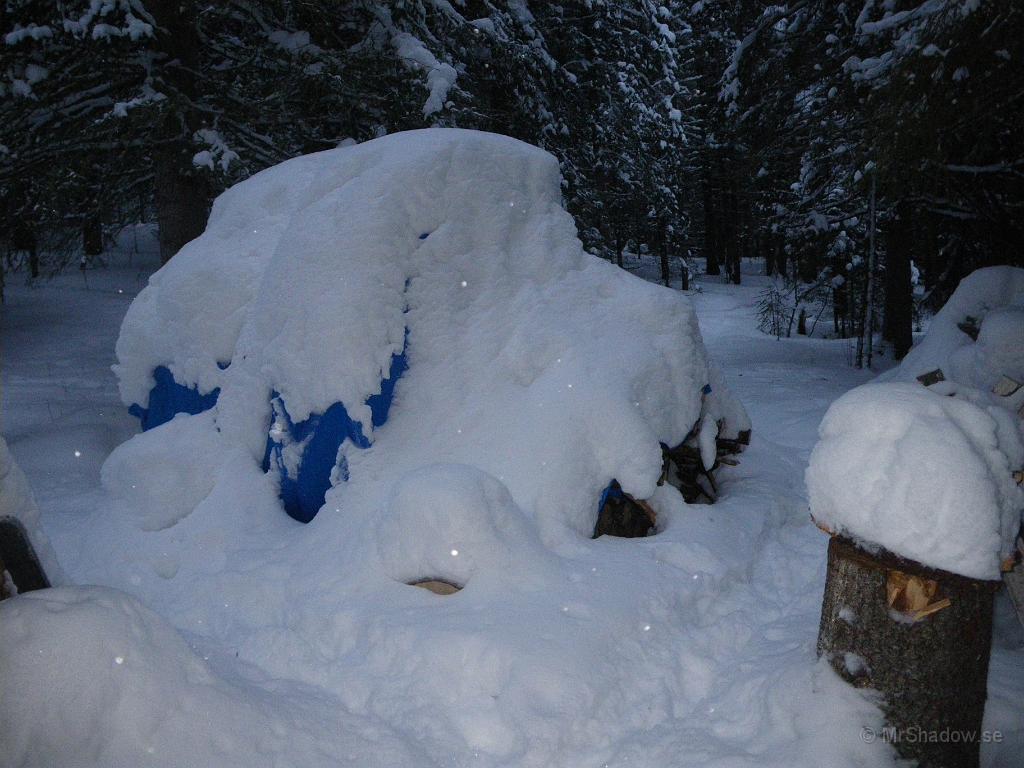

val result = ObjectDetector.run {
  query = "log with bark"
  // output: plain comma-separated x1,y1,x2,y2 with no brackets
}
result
817,534,1001,768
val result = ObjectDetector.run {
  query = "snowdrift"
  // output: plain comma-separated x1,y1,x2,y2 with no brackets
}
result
33,129,893,768
809,267,1024,579
880,265,1024,391
112,128,749,533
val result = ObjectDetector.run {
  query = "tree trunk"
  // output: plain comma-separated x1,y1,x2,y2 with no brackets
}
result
83,216,103,256
726,184,741,285
864,174,878,367
703,176,721,276
818,536,996,768
149,0,210,264
155,150,208,263
28,244,39,279
883,203,914,359
658,224,670,287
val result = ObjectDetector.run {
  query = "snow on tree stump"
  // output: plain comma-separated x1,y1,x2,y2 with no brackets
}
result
807,381,1024,768
817,534,1000,768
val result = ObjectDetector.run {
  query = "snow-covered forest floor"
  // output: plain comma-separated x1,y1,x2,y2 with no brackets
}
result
3,248,1022,767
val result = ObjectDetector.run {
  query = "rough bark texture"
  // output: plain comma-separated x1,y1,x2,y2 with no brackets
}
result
818,536,996,768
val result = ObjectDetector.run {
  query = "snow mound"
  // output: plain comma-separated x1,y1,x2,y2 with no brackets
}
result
0,435,64,585
112,128,748,536
807,382,1024,579
113,150,334,410
881,265,1024,390
101,411,227,531
0,586,417,768
376,464,550,588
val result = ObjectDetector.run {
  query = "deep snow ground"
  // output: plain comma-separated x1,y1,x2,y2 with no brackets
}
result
2,251,1022,767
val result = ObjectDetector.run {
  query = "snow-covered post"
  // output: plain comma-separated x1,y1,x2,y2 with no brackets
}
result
807,382,1023,768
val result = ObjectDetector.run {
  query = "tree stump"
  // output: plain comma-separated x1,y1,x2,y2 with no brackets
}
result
818,536,999,768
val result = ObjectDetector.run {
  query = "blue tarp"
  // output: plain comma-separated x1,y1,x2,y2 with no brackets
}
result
263,343,408,524
598,480,623,515
129,365,220,432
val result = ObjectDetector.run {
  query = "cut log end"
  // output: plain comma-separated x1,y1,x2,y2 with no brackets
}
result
408,579,462,596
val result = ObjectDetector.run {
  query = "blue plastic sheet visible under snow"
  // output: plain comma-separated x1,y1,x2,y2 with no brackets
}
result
598,480,624,516
263,344,408,524
129,365,220,432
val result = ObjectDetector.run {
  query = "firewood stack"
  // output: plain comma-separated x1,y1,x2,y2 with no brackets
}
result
592,420,750,538
663,423,751,504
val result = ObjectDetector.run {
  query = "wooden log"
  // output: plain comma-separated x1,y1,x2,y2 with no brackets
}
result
408,579,461,595
593,482,657,538
818,536,999,768
0,517,51,595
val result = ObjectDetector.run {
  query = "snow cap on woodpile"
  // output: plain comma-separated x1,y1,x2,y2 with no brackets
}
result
879,265,1024,391
110,128,749,536
807,382,1024,580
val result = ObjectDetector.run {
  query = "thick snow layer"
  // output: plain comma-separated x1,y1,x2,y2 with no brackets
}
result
101,411,229,531
0,586,419,768
0,436,64,584
117,128,748,538
881,265,1024,390
807,382,1024,579
10,257,1024,767
113,150,334,409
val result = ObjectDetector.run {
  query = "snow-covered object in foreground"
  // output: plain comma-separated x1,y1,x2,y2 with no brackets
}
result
0,436,64,586
112,128,749,535
0,586,418,767
807,382,1024,580
880,266,1024,390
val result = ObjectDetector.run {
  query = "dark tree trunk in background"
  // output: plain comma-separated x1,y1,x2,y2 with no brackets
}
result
772,234,786,278
83,217,103,256
883,203,914,359
833,278,849,338
154,147,209,263
818,536,996,768
149,0,210,263
725,184,741,284
13,219,38,278
703,177,721,275
658,224,670,287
